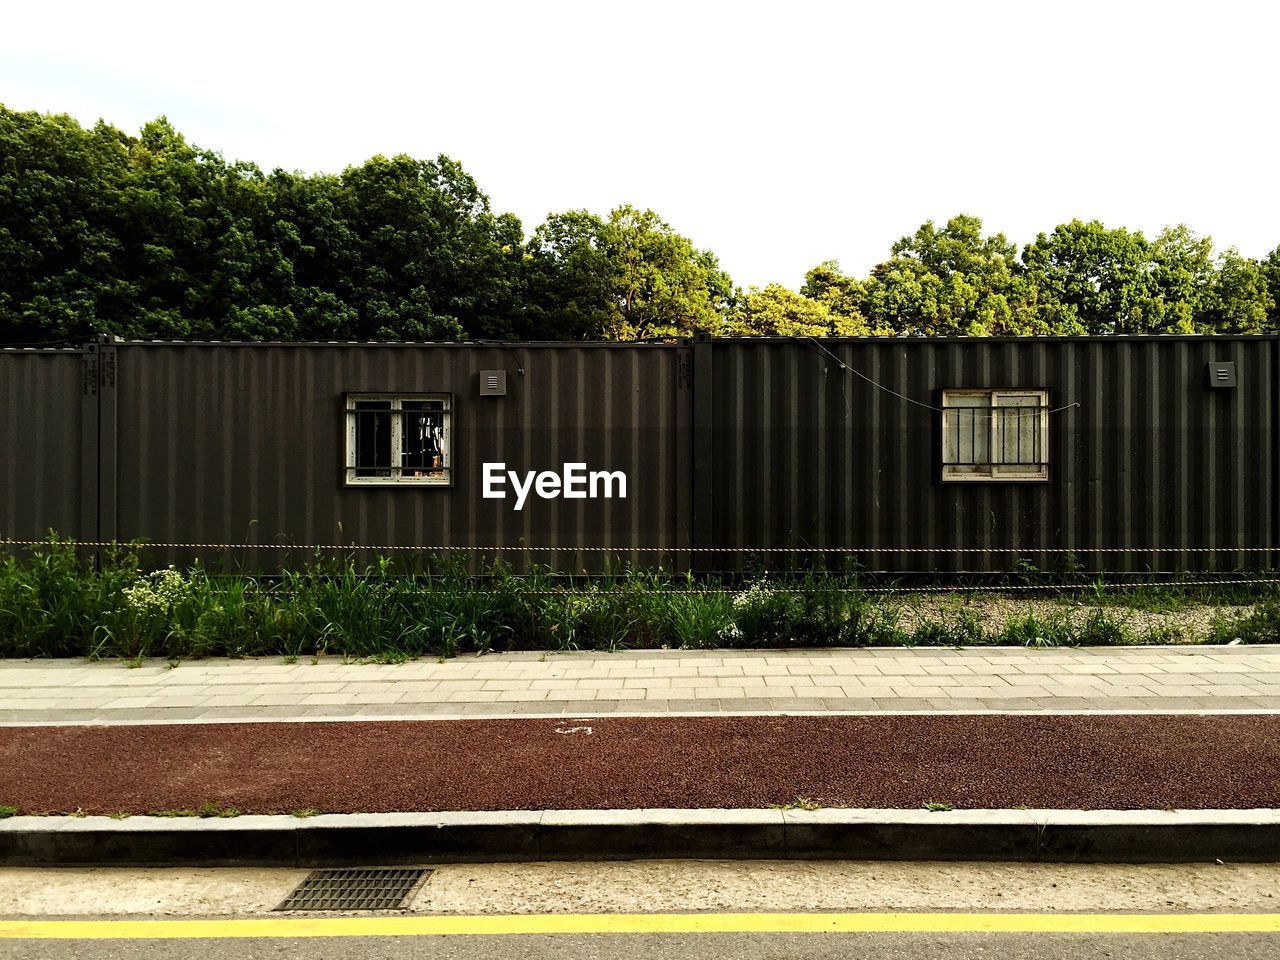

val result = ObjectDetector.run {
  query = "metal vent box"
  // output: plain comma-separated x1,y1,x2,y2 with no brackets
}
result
479,370,507,396
1207,362,1236,388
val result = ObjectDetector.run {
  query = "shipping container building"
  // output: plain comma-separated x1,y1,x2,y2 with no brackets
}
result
1,335,1275,574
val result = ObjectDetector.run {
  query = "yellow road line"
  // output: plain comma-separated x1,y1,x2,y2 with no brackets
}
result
2,913,1280,939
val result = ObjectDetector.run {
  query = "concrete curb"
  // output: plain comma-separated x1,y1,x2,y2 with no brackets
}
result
9,708,1280,727
4,808,1280,866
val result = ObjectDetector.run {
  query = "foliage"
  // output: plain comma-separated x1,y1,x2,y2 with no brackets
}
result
859,215,1042,336
7,541,1278,659
3,105,1277,344
1265,247,1280,329
726,283,868,336
1207,601,1280,644
0,108,524,343
799,218,1275,338
523,205,733,339
1019,221,1273,335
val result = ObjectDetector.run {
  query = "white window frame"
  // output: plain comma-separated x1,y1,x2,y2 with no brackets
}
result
344,393,453,487
941,389,1049,483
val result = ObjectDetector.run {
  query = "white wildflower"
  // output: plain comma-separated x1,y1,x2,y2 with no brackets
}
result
123,566,188,615
732,581,774,609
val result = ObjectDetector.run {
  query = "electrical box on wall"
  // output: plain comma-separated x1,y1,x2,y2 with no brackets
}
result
1206,362,1236,389
479,370,507,396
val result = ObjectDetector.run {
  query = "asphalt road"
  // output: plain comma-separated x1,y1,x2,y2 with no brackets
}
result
6,861,1280,958
4,933,1280,960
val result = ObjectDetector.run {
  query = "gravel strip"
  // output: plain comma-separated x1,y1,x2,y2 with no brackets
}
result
891,596,1254,642
2,715,1280,815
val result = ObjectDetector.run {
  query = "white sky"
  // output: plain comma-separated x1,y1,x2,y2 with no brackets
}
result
3,1,1277,289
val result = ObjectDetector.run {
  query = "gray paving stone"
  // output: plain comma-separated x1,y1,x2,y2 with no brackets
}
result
715,698,776,712
976,698,1047,710
766,697,829,710
820,697,897,711
600,699,671,713
5,648,1280,722
657,699,713,712
557,700,620,714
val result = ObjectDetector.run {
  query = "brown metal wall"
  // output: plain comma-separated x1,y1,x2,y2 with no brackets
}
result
703,337,1279,572
105,342,691,570
0,348,94,547
6,337,1279,574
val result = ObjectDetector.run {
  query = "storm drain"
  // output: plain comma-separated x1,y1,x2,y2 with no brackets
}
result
275,868,431,911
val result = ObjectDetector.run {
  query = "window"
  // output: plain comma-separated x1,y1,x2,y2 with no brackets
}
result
345,394,452,485
942,390,1048,482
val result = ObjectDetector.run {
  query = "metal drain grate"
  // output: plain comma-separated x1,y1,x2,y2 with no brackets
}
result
275,868,430,911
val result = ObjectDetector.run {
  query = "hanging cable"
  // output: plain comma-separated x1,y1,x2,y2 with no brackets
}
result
802,337,1081,416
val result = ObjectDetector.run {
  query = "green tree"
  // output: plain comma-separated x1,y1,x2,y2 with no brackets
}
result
800,260,870,328
524,205,732,339
1199,248,1274,333
0,106,527,344
345,154,525,339
0,108,132,342
1020,220,1170,334
726,283,869,336
6,103,1279,343
1149,224,1216,333
1263,246,1280,330
855,215,1039,336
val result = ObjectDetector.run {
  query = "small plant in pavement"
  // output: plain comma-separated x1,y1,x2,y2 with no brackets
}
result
197,801,241,818
770,796,824,811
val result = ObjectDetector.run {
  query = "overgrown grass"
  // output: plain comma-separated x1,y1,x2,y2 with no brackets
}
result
1058,576,1280,612
0,538,1273,660
1207,600,1280,644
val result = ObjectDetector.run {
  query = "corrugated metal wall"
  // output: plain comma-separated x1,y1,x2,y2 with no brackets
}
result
106,342,692,570
4,337,1277,573
702,337,1279,572
0,348,94,547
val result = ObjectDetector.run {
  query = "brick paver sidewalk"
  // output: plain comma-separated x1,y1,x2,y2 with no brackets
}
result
2,646,1279,724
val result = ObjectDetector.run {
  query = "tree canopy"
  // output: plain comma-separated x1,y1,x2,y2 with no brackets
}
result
1,105,1276,343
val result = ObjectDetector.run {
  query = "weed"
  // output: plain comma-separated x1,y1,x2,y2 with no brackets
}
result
197,801,240,818
996,609,1074,648
1074,609,1130,646
1208,601,1280,644
771,796,824,811
291,808,322,819
911,609,985,648
0,538,1268,660
923,800,955,812
0,805,18,819
1144,624,1186,644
